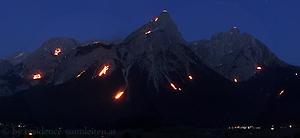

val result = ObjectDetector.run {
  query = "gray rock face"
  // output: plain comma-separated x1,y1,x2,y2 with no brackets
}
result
53,42,117,85
6,52,30,65
0,60,30,96
119,11,197,90
0,60,13,76
192,27,286,81
0,60,14,96
20,37,79,83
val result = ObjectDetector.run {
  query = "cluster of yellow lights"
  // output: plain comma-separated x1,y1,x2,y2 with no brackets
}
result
54,48,62,56
32,73,42,80
76,70,86,78
228,125,261,130
98,65,110,77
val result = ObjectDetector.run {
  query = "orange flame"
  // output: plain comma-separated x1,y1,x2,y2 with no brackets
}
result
170,83,178,90
233,78,239,83
98,65,110,77
76,70,86,78
279,90,285,96
145,30,152,35
33,73,42,80
54,48,62,56
188,75,193,80
114,91,124,100
256,66,262,70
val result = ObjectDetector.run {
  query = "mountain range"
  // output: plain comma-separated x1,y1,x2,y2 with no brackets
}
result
0,10,299,128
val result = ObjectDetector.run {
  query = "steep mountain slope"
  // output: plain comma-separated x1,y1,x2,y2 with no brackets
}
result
192,27,286,81
6,52,30,65
0,60,13,76
0,11,239,127
118,10,200,90
235,65,300,125
19,37,79,84
0,38,80,96
53,41,117,85
0,60,15,96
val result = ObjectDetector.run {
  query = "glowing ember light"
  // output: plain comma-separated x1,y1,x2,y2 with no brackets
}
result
145,30,152,35
33,73,42,80
114,91,124,100
54,48,62,56
76,70,86,78
28,132,33,136
188,75,193,80
98,65,110,77
170,83,178,90
233,78,238,83
256,66,262,70
178,88,182,91
279,90,285,96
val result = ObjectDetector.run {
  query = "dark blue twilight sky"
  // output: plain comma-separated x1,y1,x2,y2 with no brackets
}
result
0,0,299,65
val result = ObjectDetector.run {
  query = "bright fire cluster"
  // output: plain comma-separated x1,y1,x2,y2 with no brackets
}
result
98,65,110,77
54,48,62,56
32,73,42,80
114,91,124,100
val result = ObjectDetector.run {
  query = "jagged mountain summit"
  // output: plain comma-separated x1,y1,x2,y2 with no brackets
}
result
192,27,286,81
118,10,199,90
